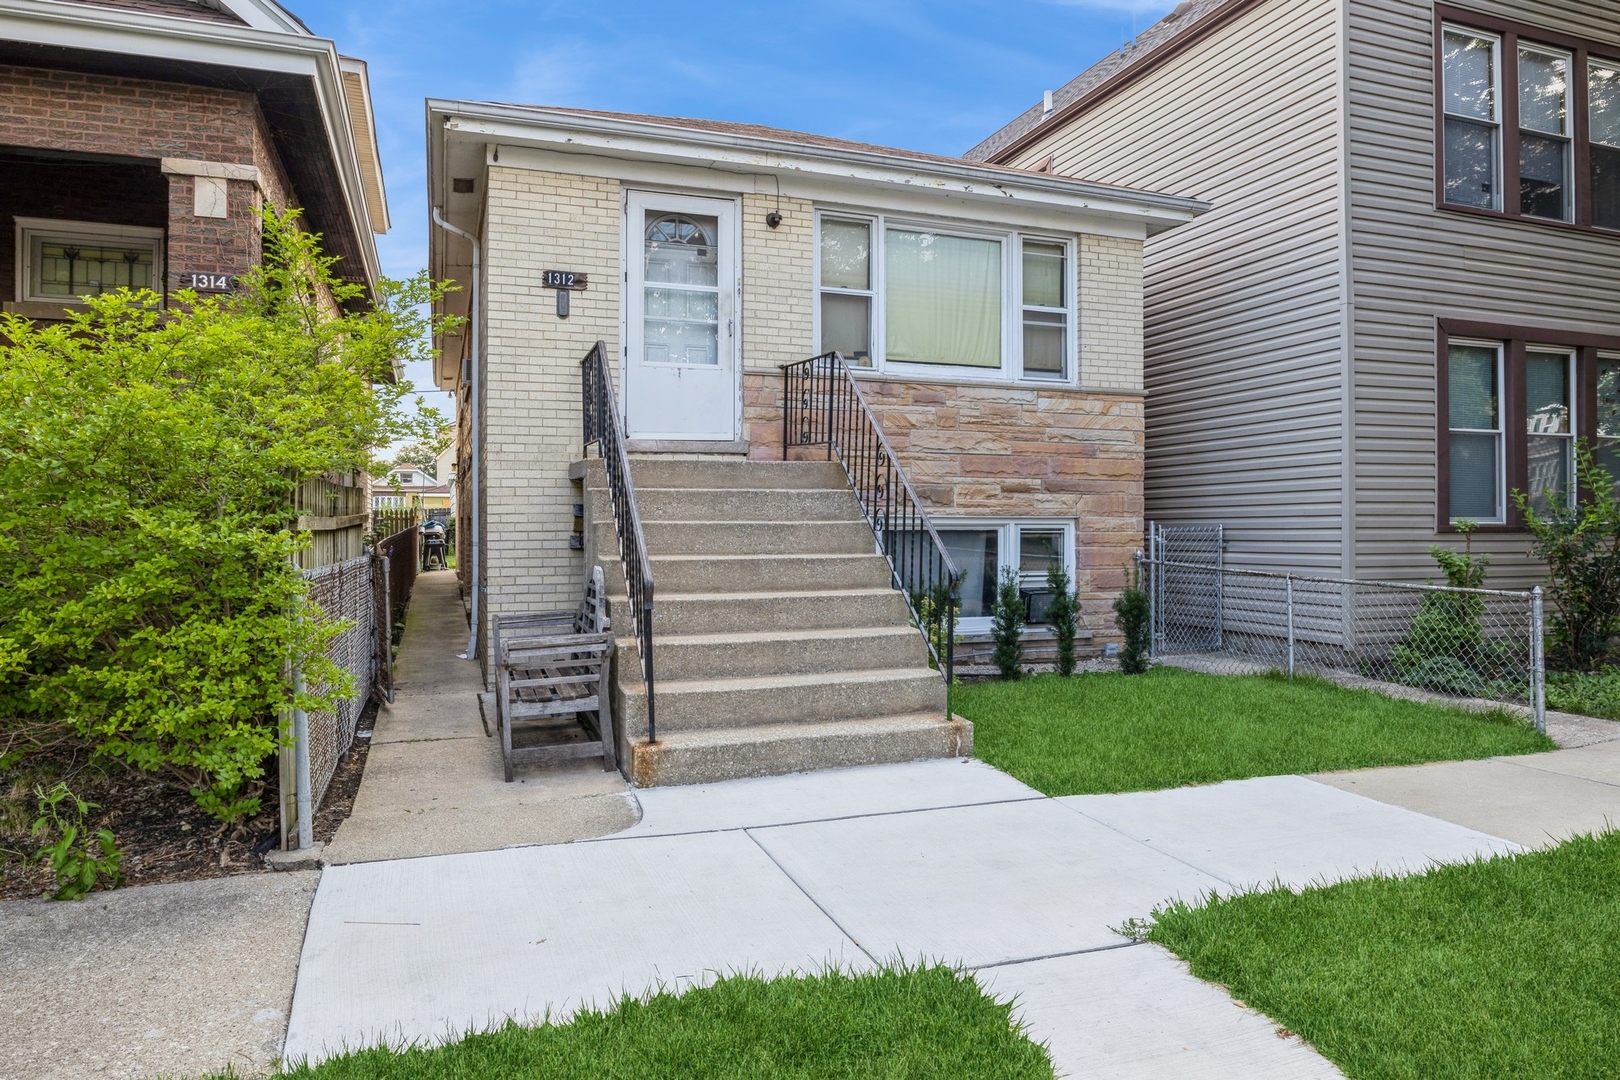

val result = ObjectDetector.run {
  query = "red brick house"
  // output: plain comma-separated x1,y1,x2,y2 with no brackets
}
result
0,0,388,321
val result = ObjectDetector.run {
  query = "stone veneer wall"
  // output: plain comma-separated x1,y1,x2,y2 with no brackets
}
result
743,375,1142,640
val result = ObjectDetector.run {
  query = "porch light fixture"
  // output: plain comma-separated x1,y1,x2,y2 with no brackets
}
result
765,211,783,229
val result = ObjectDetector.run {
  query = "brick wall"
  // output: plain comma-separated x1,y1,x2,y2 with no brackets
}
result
740,192,814,371
481,164,622,629
0,157,169,301
1079,234,1144,392
0,64,305,304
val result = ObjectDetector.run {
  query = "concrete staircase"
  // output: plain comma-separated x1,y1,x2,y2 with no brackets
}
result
580,458,970,787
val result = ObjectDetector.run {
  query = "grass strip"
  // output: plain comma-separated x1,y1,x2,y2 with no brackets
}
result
1148,831,1620,1079
955,667,1553,796
262,965,1054,1080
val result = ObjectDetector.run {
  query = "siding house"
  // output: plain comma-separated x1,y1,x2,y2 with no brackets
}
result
969,0,1620,587
426,103,1203,783
0,0,391,567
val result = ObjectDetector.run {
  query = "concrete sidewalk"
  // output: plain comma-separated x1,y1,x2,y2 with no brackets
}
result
1314,737,1620,848
286,760,1520,1077
321,570,638,865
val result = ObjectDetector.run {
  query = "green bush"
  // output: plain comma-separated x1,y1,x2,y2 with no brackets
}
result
1045,564,1077,677
1392,525,1494,692
1515,448,1620,671
0,211,448,822
1114,582,1151,675
991,566,1025,680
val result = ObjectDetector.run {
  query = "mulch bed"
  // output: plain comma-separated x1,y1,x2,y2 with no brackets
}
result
0,700,377,901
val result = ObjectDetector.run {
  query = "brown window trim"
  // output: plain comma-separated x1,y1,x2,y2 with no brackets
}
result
1437,319,1620,533
1433,5,1620,235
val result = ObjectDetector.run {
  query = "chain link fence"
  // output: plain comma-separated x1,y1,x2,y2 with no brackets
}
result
1140,527,1546,732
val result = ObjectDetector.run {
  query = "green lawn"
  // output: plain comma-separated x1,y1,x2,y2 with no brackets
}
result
1148,831,1620,1079
954,667,1554,796
262,967,1054,1080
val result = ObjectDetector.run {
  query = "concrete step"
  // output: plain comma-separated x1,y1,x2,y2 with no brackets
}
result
602,552,894,595
635,625,932,681
627,713,973,787
613,587,914,636
595,486,865,524
626,458,847,490
595,518,876,557
616,667,947,737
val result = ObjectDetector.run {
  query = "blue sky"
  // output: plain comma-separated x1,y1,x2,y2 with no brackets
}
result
294,0,1176,420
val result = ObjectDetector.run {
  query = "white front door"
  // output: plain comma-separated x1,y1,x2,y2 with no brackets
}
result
624,191,739,441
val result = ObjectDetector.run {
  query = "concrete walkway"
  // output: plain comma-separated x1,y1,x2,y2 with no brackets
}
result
286,760,1527,1077
322,570,638,865
1315,737,1620,848
1,871,317,1080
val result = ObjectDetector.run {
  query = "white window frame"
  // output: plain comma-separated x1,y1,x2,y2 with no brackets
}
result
1441,25,1504,212
14,217,164,304
813,209,1078,385
1517,42,1575,223
1448,338,1507,525
1524,344,1578,510
932,518,1076,635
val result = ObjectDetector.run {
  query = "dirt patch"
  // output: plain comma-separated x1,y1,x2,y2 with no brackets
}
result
1,700,377,901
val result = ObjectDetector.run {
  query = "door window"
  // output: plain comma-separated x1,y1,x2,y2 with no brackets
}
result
643,213,720,366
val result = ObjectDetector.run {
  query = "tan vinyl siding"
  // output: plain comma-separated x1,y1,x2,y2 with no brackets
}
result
1347,0,1620,586
1000,0,1347,571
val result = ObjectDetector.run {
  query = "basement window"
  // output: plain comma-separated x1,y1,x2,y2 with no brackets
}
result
15,218,164,304
932,520,1074,633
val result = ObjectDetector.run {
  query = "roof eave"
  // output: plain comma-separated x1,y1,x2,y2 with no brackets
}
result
428,99,1209,233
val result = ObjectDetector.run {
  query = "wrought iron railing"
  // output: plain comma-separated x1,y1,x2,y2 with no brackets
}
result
582,341,657,743
782,352,959,688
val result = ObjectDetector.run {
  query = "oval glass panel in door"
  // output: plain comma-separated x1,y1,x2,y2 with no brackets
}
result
644,212,720,365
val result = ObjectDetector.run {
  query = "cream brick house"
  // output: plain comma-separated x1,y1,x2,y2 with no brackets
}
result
426,103,1204,783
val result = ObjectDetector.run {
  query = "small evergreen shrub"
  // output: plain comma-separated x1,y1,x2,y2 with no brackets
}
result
1392,523,1498,692
1114,580,1151,675
990,567,1025,680
1045,564,1078,676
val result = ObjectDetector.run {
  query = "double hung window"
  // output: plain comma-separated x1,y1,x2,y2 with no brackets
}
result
1442,28,1502,209
815,213,1075,382
1442,326,1620,526
1438,13,1620,230
1447,342,1504,521
1517,45,1573,221
1599,354,1620,488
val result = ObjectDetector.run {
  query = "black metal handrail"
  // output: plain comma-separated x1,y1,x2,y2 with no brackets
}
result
782,352,959,689
581,341,657,743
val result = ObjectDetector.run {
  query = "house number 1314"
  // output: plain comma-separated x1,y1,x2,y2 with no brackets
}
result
186,273,232,291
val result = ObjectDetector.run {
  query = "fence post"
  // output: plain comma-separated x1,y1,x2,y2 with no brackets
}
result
1531,586,1546,734
291,662,314,850
1285,574,1296,679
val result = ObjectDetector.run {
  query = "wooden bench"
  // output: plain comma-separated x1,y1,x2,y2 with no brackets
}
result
490,566,616,781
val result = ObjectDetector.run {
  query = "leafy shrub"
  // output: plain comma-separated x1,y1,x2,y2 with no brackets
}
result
32,782,122,900
990,567,1025,680
1392,525,1494,692
1114,583,1151,675
1515,448,1620,671
1045,564,1078,677
1546,669,1620,721
0,211,448,822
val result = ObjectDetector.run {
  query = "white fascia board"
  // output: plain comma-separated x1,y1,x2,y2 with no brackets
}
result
0,0,381,290
339,55,391,234
435,102,1208,235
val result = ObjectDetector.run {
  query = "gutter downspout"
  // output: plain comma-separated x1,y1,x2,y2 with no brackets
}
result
433,205,482,660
